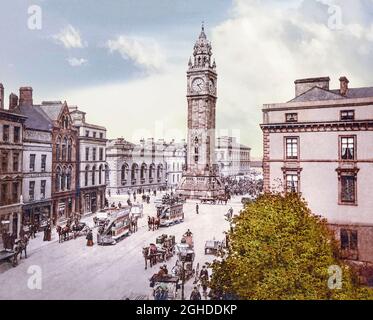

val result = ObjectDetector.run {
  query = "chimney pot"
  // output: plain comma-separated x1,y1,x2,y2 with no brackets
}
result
9,93,19,110
19,86,33,106
339,76,349,96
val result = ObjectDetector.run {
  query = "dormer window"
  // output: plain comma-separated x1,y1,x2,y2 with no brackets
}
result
340,110,355,121
285,113,298,123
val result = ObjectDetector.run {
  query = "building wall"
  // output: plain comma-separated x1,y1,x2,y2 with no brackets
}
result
262,77,373,264
22,129,52,225
0,110,25,244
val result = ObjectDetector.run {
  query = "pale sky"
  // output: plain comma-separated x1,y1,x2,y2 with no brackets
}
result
1,0,373,157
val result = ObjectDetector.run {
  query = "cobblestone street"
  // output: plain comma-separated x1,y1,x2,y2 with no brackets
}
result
0,194,244,300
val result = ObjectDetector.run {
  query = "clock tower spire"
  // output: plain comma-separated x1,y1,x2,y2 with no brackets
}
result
177,24,224,200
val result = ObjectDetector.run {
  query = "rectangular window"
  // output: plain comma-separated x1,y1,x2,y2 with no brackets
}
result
340,229,358,251
92,148,96,161
85,147,89,161
3,125,9,142
40,180,46,199
41,155,47,172
0,183,7,205
1,152,8,173
99,132,103,139
14,126,21,143
99,148,104,161
85,130,90,137
285,137,298,160
340,175,356,204
29,181,35,201
285,113,298,122
29,154,36,172
286,174,299,193
93,132,97,138
12,182,19,203
340,110,355,121
340,136,355,160
13,153,19,172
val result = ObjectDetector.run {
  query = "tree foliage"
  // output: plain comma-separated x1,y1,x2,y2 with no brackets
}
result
210,193,373,300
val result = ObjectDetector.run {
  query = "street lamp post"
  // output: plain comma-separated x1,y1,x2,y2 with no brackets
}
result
180,252,187,300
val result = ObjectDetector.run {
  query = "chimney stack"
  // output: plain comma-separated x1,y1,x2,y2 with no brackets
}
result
0,83,4,109
19,86,33,106
9,93,19,110
339,76,349,96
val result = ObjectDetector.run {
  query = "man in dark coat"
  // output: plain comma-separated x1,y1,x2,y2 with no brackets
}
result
190,287,202,300
86,229,94,246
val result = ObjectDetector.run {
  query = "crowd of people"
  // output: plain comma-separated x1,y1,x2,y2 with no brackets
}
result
222,175,263,197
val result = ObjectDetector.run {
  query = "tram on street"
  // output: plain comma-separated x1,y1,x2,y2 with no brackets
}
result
97,207,131,245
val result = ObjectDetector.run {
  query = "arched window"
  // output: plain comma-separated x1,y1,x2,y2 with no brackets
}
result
194,136,199,163
61,167,66,190
85,165,89,187
66,166,72,190
62,137,67,160
68,138,73,161
121,163,128,184
55,167,61,191
140,163,147,182
99,165,103,185
105,165,109,184
149,164,155,180
131,163,138,184
56,137,61,160
92,166,96,186
157,164,163,181
64,116,69,129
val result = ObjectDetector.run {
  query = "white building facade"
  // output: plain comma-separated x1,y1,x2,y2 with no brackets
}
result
261,76,373,264
215,136,251,177
106,138,186,195
70,107,107,215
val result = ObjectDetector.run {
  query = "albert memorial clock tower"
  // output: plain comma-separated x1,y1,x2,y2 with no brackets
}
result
177,24,224,199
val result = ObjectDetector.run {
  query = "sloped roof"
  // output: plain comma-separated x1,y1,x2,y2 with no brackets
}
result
18,105,53,131
330,87,373,99
38,102,64,121
288,86,344,103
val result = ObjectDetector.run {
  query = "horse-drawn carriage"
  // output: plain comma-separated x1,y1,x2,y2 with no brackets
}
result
0,250,17,267
200,197,217,205
172,231,195,280
156,234,176,260
150,274,180,300
204,240,223,255
97,207,131,245
130,203,144,219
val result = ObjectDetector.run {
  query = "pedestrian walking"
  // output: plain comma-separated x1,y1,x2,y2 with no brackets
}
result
86,229,94,246
190,287,202,300
196,203,199,214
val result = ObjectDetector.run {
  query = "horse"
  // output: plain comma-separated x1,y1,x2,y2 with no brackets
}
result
14,235,29,260
143,246,157,270
56,225,71,243
130,217,138,233
148,216,153,231
154,217,160,230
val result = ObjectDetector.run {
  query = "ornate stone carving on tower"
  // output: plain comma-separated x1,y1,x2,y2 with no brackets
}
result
177,24,224,199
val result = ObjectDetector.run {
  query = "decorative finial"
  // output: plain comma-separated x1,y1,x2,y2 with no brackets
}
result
202,21,205,32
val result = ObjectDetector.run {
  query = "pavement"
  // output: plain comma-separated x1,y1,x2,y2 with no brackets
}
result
0,193,244,300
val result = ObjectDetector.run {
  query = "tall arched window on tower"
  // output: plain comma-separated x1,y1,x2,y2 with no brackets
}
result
194,136,199,163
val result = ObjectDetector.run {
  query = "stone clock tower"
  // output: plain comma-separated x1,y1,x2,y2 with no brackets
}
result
177,25,224,199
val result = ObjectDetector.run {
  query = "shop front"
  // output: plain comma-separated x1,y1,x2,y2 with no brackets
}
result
22,201,52,230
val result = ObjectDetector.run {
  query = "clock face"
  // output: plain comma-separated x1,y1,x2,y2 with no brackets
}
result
209,79,215,94
192,78,204,93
